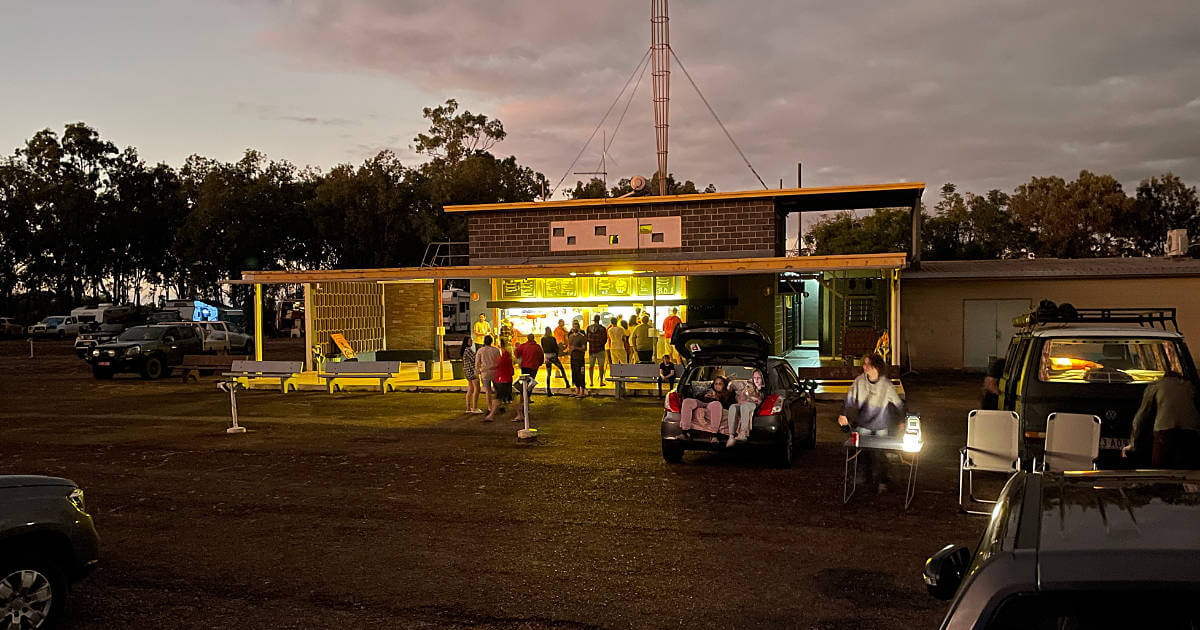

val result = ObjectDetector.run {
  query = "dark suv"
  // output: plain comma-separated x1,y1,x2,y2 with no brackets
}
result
1,475,100,628
86,324,203,379
994,305,1198,467
660,321,817,467
924,470,1200,629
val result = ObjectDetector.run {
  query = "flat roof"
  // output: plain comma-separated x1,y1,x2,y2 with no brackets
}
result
443,182,925,214
231,252,908,285
903,257,1200,280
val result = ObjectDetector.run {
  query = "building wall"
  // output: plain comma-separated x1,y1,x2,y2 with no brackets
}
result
310,281,384,357
467,199,779,264
383,281,439,352
901,276,1200,370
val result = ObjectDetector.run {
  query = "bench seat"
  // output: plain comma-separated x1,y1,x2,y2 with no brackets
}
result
223,360,304,393
607,363,665,398
318,360,402,394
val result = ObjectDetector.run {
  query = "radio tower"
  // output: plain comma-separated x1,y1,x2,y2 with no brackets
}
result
651,0,670,196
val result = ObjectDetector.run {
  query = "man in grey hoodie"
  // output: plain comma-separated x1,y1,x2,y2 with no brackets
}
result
838,353,904,493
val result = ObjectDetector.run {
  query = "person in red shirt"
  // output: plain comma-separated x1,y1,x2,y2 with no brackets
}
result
662,307,682,360
515,332,544,388
487,344,515,422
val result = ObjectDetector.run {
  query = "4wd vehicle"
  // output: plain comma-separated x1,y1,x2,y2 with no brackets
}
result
923,470,1200,630
0,317,23,338
994,304,1198,468
86,324,204,379
660,321,817,467
0,475,100,629
27,316,67,339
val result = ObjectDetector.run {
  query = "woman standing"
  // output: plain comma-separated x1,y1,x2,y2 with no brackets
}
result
567,325,587,397
487,343,515,422
608,319,628,365
541,326,568,396
726,370,764,447
461,342,483,414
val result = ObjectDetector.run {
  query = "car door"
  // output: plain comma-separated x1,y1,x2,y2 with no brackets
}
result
772,363,802,429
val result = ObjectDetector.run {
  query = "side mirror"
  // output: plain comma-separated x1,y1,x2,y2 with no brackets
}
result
923,544,970,601
163,336,175,344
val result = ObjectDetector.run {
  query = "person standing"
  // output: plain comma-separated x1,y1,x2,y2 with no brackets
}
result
474,335,501,421
631,316,655,363
553,319,569,351
473,314,493,348
515,333,544,399
586,315,608,387
1122,370,1200,469
488,343,515,422
663,307,682,360
461,341,483,414
837,353,904,493
608,319,629,365
540,326,568,395
567,324,587,397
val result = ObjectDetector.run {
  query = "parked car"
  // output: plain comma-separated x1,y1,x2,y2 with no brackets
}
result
27,316,68,338
924,469,1200,629
85,324,204,379
0,317,24,338
660,321,817,467
192,321,254,355
994,304,1199,467
73,327,122,359
0,475,100,629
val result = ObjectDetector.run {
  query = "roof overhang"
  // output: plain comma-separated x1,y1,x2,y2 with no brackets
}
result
444,182,925,214
228,252,908,285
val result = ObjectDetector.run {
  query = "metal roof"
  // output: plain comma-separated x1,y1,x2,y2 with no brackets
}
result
443,181,925,214
903,256,1200,280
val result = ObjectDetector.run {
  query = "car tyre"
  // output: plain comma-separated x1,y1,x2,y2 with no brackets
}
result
662,440,684,464
773,422,794,468
141,356,165,380
0,553,67,630
92,367,114,380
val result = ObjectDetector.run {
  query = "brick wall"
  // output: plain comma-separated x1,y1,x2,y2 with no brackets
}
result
384,281,438,351
467,199,779,264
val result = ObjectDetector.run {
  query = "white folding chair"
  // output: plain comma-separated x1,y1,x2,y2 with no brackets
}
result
960,410,1021,514
1041,412,1101,472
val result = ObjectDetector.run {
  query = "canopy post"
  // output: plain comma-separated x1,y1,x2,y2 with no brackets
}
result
253,283,264,361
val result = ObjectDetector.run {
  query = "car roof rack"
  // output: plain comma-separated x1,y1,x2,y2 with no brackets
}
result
1014,307,1179,332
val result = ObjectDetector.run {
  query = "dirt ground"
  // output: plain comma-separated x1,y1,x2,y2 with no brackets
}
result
2,338,988,629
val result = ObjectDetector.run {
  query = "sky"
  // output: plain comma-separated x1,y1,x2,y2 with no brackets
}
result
3,0,1199,224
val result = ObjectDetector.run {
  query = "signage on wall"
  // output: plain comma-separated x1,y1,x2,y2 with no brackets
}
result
329,333,357,360
497,275,683,302
499,279,537,299
542,278,580,299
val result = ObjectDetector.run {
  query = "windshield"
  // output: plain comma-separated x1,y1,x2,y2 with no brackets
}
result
45,317,65,326
1039,337,1185,384
118,327,166,341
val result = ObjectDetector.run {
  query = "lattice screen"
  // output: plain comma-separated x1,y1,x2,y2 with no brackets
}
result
311,281,384,357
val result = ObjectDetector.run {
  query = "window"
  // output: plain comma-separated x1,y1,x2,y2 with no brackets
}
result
566,236,576,245
552,227,564,237
609,235,619,245
594,225,606,236
1038,337,1184,383
651,232,665,243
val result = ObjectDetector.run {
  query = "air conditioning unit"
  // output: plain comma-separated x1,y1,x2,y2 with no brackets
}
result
1167,229,1188,257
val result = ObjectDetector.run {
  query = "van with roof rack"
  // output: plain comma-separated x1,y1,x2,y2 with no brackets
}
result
992,301,1198,468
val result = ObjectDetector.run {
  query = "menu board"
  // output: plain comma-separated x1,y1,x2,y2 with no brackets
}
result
541,277,580,299
498,278,537,299
498,275,681,301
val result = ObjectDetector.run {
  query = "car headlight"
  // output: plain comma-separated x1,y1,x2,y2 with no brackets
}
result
91,349,100,357
68,487,86,514
125,345,141,356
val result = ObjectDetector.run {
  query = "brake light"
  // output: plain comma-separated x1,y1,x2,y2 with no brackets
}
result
758,394,783,416
665,391,682,413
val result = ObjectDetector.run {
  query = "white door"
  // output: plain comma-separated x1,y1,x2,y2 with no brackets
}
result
963,299,1030,371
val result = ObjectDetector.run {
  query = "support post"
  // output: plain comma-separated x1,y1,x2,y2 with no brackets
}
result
303,283,314,372
254,283,263,361
889,269,901,367
910,199,922,271
436,279,445,380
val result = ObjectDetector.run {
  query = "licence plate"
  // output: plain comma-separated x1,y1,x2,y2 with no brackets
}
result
97,361,110,367
1099,437,1128,450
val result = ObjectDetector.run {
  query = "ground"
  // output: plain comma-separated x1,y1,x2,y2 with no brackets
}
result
3,339,987,629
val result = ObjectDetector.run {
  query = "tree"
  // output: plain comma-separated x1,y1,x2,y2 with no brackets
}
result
608,172,714,197
804,208,911,255
569,177,608,200
413,99,506,164
1118,173,1200,255
1009,171,1130,258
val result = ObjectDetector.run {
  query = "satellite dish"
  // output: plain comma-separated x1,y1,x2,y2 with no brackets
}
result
630,175,647,192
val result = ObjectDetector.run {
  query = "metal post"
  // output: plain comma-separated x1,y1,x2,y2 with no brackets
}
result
436,279,445,380
890,269,901,367
254,283,264,361
219,381,246,434
910,199,922,271
303,283,315,372
517,376,537,442
28,337,34,359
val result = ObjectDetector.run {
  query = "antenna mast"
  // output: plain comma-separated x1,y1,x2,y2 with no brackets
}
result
651,0,670,196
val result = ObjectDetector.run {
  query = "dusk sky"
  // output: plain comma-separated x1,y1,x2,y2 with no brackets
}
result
3,0,1199,208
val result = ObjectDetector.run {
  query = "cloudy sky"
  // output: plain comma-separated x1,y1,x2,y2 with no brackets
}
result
3,0,1198,208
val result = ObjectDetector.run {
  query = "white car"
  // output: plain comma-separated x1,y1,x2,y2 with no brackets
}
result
0,317,23,337
168,321,255,355
28,316,68,338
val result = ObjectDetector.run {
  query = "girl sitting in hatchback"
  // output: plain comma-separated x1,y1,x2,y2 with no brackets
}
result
680,376,735,434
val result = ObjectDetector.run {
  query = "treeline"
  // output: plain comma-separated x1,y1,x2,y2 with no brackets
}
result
0,100,546,317
805,173,1200,259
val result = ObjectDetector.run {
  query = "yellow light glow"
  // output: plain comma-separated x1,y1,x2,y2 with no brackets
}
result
1050,357,1103,370
607,270,634,275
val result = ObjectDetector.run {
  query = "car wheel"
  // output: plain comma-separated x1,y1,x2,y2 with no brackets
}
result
92,367,114,380
141,356,165,380
662,440,684,464
0,555,66,629
773,423,794,468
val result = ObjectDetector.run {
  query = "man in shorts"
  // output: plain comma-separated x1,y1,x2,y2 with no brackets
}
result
586,315,608,387
474,335,501,419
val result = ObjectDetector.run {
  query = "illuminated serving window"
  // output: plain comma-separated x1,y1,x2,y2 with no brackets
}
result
1038,337,1184,384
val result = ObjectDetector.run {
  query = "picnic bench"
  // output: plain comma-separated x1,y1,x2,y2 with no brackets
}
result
179,354,247,383
319,360,402,394
223,360,303,393
607,362,664,399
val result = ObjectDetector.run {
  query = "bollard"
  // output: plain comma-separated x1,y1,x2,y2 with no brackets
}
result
217,380,247,434
515,375,537,443
28,337,34,359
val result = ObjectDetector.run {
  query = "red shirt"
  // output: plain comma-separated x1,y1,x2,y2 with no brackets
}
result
495,350,514,383
515,340,544,369
663,315,682,338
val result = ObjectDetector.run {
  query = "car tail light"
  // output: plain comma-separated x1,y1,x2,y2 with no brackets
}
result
757,394,783,416
665,391,682,413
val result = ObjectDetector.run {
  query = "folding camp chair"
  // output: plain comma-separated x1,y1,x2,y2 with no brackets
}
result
960,410,1021,515
1041,412,1101,472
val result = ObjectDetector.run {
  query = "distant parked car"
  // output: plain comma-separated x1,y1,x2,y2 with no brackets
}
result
0,317,24,338
86,324,204,379
27,316,68,338
924,469,1200,629
0,475,100,629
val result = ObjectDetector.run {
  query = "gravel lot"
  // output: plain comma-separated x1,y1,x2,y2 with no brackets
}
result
2,339,986,629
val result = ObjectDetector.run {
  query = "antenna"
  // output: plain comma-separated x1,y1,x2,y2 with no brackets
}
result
574,131,609,196
651,0,670,196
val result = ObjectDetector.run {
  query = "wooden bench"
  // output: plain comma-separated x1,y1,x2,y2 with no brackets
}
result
319,360,402,394
179,354,247,383
223,360,303,393
607,362,665,399
375,350,437,381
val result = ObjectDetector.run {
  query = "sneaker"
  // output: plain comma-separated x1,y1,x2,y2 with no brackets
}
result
469,408,485,414
876,483,889,494
725,437,736,448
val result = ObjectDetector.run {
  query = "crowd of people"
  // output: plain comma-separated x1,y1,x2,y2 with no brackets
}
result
461,307,685,420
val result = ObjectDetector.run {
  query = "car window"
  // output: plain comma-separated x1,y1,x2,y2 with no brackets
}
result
118,327,165,341
969,474,1025,574
1038,337,1184,384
